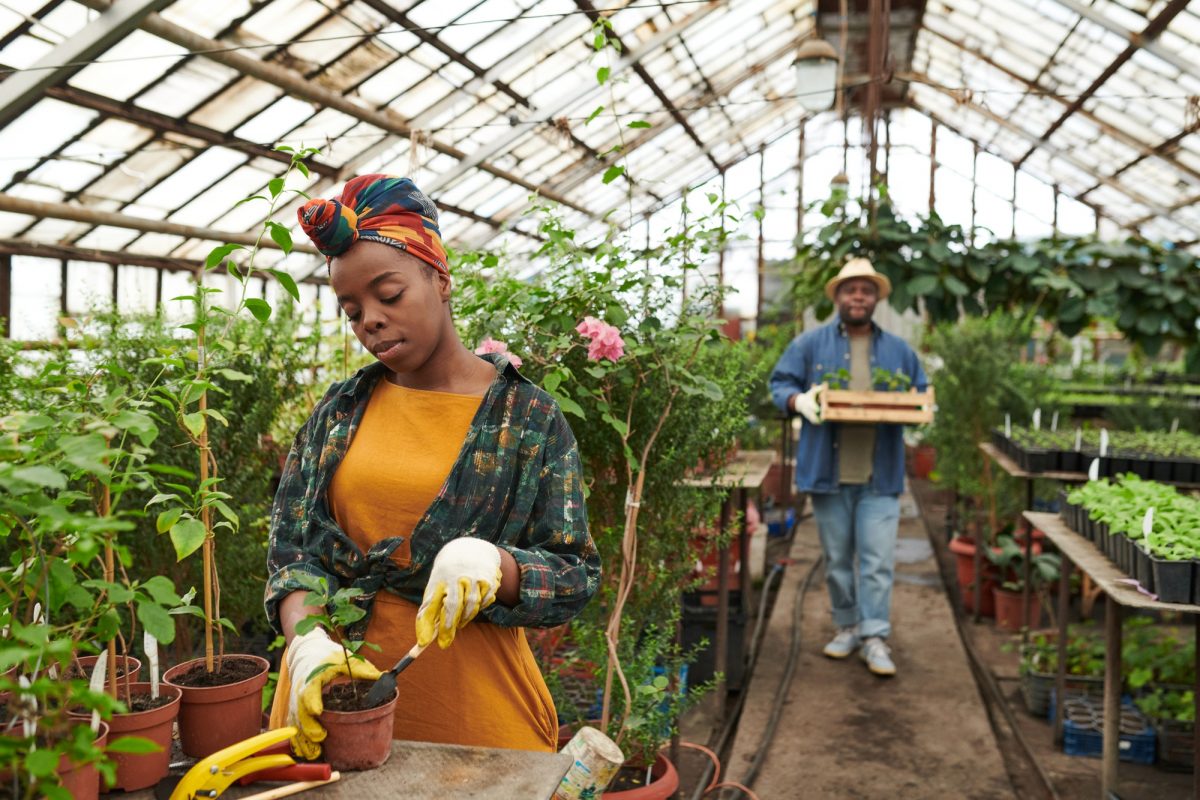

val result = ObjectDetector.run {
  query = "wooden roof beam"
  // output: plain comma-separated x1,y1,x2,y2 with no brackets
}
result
72,0,593,217
1016,0,1193,168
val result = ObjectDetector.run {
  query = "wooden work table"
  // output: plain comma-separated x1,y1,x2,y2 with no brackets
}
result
1024,511,1200,800
129,740,572,799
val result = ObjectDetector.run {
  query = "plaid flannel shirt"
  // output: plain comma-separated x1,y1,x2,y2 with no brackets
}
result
264,353,600,639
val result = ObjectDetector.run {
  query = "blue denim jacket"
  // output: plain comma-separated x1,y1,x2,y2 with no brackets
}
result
769,320,928,496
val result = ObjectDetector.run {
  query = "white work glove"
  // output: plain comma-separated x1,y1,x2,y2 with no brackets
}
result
285,626,381,759
792,385,824,425
416,538,503,650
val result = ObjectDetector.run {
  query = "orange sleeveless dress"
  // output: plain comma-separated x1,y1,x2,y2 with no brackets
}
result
325,378,556,751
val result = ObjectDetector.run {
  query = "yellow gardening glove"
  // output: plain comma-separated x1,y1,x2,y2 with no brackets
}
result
284,627,382,760
416,538,503,650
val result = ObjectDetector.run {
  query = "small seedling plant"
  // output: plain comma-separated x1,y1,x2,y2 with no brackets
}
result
871,366,912,392
821,368,851,390
291,574,381,707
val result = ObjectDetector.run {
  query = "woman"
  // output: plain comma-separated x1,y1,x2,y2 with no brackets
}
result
265,174,600,757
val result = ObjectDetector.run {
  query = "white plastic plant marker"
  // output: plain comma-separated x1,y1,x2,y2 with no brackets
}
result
1075,428,1082,452
88,653,108,733
1005,413,1011,439
18,675,36,738
1171,418,1179,434
1051,411,1059,432
1088,458,1100,482
1143,507,1154,537
1099,429,1109,458
1070,338,1083,369
144,630,160,700
1033,408,1041,431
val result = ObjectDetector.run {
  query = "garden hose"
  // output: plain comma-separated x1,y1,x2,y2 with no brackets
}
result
718,554,823,799
685,558,791,800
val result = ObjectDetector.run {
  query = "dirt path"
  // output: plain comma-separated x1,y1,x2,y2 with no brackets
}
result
721,487,1013,799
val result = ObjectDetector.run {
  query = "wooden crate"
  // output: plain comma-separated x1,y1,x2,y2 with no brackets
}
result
819,384,935,424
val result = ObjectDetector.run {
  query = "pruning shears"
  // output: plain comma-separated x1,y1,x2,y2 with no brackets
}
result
155,726,324,800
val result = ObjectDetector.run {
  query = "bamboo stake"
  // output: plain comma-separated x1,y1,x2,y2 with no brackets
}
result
101,470,117,698
198,296,215,673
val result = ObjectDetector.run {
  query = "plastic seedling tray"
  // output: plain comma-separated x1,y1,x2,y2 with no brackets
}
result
1151,556,1192,604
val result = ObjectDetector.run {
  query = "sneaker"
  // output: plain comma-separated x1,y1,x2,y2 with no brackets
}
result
822,628,860,659
859,637,896,676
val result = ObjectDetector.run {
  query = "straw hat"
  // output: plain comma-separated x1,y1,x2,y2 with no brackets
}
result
824,257,892,300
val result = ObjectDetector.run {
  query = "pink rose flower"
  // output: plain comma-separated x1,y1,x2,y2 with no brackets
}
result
576,317,625,361
474,337,523,368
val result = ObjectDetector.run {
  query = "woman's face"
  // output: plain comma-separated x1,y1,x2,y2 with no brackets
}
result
330,241,452,374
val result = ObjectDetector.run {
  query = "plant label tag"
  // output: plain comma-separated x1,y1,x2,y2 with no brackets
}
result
1143,507,1154,537
1051,411,1059,432
88,655,108,733
1172,418,1179,434
144,631,160,699
1033,408,1041,431
1075,428,1082,452
1071,338,1083,369
1005,413,1011,438
1100,429,1109,457
1088,458,1100,481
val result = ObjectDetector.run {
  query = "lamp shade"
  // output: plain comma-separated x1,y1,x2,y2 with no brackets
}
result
793,37,839,112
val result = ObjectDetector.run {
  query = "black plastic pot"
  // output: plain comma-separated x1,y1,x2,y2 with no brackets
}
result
1025,449,1054,473
1151,556,1192,604
1134,542,1155,593
1151,459,1173,482
1059,450,1083,473
1127,455,1154,480
1171,458,1198,484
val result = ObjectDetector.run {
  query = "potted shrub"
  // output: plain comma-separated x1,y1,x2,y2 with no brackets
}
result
454,190,752,793
159,146,318,755
986,535,1060,632
291,574,397,771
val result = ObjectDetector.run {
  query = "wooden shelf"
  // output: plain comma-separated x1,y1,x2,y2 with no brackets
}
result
683,449,775,489
977,442,1089,483
1024,511,1200,613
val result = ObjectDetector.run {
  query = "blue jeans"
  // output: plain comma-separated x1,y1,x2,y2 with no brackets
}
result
810,486,900,639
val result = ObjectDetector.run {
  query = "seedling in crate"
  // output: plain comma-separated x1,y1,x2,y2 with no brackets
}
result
871,366,912,392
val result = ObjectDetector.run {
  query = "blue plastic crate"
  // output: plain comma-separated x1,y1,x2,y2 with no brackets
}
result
1061,697,1155,765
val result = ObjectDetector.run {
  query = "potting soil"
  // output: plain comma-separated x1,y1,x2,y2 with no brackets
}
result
168,657,262,687
125,694,174,712
323,679,390,712
607,763,654,792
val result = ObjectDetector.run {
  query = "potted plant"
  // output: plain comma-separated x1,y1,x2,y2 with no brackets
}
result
290,574,397,771
986,535,1061,632
0,356,187,797
160,146,318,756
454,190,752,793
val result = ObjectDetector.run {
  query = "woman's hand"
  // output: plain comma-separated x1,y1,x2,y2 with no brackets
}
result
415,538,504,649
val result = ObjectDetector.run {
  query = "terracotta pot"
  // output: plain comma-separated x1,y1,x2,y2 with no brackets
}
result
57,721,108,800
163,655,269,758
319,686,399,771
993,586,1041,633
911,444,936,480
74,654,142,683
948,537,996,617
105,683,182,791
602,753,679,799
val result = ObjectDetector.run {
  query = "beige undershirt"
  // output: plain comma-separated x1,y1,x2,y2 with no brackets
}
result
837,334,876,485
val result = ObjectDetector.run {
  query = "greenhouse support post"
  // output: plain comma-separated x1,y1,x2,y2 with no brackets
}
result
1103,598,1122,796
1052,559,1071,746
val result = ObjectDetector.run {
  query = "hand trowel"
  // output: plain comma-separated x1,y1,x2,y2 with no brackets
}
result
364,642,427,707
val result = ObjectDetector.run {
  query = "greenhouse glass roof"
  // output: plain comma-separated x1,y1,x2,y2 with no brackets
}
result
0,0,1198,304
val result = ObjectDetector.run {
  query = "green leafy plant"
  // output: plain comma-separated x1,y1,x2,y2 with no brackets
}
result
984,534,1061,592
871,366,913,392
454,196,755,760
820,368,851,390
150,146,318,672
290,574,380,704
1135,687,1195,723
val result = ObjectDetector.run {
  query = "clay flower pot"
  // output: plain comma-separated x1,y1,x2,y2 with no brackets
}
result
163,655,269,758
57,721,109,800
106,683,182,791
602,753,680,799
993,586,1041,633
319,686,399,771
73,654,142,683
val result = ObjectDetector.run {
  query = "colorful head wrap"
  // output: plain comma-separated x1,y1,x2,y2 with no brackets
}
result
297,174,448,275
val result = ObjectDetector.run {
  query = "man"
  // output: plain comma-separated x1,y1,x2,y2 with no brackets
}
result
769,258,927,677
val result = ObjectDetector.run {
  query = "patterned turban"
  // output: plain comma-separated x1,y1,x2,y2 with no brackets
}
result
297,174,448,275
